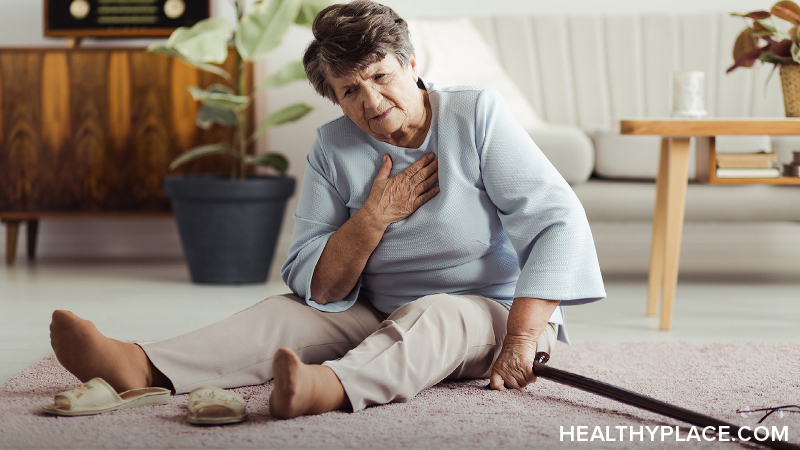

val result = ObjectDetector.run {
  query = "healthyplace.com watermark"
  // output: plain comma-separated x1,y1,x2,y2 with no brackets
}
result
560,425,790,443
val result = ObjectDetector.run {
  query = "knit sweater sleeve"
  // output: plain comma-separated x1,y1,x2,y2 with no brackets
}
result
474,88,605,305
280,133,361,313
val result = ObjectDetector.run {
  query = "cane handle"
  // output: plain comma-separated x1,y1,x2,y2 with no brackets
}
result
535,351,550,365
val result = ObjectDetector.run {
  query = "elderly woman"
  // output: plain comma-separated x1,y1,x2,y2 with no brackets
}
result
48,0,604,420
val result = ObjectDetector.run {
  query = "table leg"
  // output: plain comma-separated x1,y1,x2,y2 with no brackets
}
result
659,137,691,330
647,138,670,316
27,219,39,261
4,220,20,266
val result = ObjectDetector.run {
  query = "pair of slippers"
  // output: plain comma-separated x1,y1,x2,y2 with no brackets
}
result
41,378,248,425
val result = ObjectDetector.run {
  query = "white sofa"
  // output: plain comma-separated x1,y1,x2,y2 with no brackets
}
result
454,13,800,223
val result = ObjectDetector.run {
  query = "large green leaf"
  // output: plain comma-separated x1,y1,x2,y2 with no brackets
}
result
168,18,232,63
235,0,301,61
148,44,232,80
197,105,238,129
295,0,334,27
189,86,250,111
166,17,233,64
169,143,233,170
256,60,307,93
195,85,239,128
251,103,313,140
246,152,290,174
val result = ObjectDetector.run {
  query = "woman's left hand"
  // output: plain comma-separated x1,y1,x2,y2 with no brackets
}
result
489,333,539,390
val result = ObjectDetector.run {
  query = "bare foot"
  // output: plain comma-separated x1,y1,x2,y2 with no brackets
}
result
49,310,159,393
269,348,348,419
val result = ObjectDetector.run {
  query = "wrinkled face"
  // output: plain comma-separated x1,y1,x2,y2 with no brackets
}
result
327,53,425,145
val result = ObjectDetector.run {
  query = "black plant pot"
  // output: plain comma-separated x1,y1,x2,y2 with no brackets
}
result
164,175,296,284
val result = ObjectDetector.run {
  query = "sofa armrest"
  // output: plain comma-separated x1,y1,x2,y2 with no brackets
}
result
528,125,595,185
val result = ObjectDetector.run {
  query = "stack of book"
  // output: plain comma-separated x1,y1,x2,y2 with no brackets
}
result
715,152,780,178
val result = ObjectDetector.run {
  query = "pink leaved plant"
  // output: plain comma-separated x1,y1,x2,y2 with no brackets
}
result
727,0,800,73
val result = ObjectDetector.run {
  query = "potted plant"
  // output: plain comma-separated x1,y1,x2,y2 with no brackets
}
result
149,0,328,284
727,0,800,116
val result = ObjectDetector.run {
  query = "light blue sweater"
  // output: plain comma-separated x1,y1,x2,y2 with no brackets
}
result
281,82,605,341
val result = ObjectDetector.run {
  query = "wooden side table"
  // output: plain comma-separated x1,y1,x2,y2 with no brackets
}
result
619,119,800,330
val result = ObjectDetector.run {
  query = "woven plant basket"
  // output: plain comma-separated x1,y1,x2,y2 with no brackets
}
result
779,64,800,117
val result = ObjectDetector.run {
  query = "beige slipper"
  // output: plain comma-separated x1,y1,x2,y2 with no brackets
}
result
41,378,170,416
187,386,248,425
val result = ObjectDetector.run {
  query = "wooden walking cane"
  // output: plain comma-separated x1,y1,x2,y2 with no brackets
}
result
492,352,800,450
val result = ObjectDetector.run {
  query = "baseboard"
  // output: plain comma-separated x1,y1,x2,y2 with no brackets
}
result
3,219,799,280
0,217,294,283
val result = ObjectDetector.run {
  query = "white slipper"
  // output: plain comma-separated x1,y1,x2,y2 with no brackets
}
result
187,386,248,425
41,378,170,416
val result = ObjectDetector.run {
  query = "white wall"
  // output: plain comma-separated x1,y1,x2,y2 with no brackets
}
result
389,0,773,15
0,0,779,279
0,0,777,45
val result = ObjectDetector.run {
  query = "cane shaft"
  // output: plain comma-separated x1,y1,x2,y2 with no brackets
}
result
532,354,799,450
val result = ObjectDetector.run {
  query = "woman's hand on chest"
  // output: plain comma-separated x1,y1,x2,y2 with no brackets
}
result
360,152,440,230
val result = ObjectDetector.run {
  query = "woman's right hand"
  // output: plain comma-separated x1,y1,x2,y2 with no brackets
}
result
362,153,440,230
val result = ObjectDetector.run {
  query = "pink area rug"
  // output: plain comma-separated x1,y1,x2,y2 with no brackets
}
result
1,342,798,449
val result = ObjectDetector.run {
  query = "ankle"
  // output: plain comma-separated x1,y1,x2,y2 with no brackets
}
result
150,365,172,390
316,366,349,411
133,344,171,390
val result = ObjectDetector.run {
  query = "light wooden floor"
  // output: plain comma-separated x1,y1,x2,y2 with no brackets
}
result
2,255,799,385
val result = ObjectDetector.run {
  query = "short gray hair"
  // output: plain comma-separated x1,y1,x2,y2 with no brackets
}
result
302,0,415,104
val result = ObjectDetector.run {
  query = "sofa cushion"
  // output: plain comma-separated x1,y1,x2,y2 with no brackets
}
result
407,17,545,131
592,133,775,181
572,179,800,222
528,126,594,185
592,133,678,180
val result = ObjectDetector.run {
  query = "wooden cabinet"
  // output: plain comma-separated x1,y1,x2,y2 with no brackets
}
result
0,47,249,264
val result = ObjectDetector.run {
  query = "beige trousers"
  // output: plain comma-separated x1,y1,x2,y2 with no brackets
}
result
139,293,558,412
